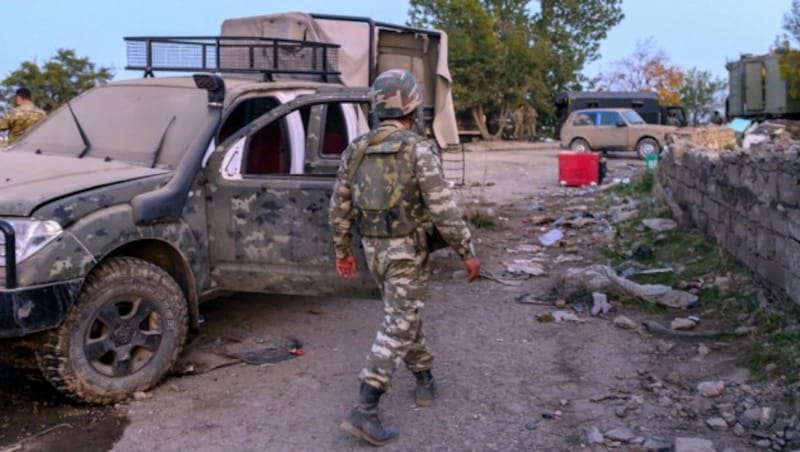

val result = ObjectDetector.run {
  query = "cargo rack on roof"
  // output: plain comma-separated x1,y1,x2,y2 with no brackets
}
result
124,35,341,81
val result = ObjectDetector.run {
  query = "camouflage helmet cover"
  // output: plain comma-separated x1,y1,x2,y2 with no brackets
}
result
372,69,422,119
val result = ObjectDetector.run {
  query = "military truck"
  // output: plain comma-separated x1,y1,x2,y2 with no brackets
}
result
726,51,800,120
0,13,456,403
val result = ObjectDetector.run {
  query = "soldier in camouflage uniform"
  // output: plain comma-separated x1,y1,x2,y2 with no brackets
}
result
0,88,46,145
330,69,481,446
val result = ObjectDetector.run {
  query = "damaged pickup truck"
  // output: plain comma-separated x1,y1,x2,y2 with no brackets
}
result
0,13,458,403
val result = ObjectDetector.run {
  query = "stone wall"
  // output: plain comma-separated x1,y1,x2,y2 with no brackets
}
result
658,139,800,305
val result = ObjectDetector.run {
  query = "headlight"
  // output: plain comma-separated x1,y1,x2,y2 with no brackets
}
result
0,219,63,266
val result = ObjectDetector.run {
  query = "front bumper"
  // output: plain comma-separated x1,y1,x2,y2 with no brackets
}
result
0,280,83,338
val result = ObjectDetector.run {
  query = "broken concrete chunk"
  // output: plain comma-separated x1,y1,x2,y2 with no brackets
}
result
642,218,678,233
697,381,725,398
614,316,638,330
670,318,698,331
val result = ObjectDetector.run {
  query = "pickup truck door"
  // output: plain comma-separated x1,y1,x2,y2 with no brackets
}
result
204,89,379,299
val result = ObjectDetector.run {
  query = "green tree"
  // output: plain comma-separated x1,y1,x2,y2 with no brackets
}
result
779,0,800,98
679,68,727,126
409,0,623,140
2,49,113,112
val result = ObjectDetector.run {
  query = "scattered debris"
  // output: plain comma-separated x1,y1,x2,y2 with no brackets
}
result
566,265,698,309
505,260,547,277
642,218,678,233
515,293,551,305
613,315,638,330
697,381,725,398
222,337,304,365
479,270,524,286
539,229,564,246
706,417,728,431
670,317,699,331
590,292,613,316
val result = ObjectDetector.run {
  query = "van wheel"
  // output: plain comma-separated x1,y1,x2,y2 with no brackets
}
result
636,138,659,159
37,257,188,404
570,138,590,152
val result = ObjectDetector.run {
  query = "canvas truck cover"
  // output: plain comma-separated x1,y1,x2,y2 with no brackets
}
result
220,12,459,148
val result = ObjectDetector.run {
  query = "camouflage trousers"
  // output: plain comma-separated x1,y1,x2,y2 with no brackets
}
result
358,233,433,391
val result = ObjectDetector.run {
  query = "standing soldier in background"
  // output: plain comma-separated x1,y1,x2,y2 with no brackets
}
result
329,69,481,446
512,103,525,140
0,88,46,145
523,105,538,141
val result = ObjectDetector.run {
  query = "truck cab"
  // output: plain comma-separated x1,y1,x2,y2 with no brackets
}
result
0,22,436,403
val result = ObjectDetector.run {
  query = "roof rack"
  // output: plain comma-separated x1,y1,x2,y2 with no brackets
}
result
124,36,341,81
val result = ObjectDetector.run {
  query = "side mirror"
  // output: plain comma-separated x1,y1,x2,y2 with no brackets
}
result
616,121,627,128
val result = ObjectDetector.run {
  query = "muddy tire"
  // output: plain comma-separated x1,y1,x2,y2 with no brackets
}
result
37,257,188,404
636,137,660,159
570,138,591,152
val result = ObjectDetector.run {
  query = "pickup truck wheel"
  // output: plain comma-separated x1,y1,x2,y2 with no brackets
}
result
570,138,590,152
636,138,660,159
37,257,188,404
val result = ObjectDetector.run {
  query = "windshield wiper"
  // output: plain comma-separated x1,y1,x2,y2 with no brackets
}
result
150,116,176,168
66,101,92,158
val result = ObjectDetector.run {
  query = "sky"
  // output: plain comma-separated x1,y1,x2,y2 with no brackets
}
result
0,0,789,84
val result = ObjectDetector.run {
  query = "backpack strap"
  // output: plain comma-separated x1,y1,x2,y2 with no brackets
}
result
347,127,401,182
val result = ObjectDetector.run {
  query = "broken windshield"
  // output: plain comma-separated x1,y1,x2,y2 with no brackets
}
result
14,84,209,169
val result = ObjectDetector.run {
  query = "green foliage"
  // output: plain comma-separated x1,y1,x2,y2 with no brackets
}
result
2,49,113,112
779,0,800,98
679,68,727,125
408,0,623,138
468,209,498,229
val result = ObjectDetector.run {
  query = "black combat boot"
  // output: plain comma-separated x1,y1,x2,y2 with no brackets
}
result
413,370,437,407
341,383,398,446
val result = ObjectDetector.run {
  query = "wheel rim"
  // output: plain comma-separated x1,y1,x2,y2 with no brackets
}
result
572,140,588,152
639,141,656,156
84,297,163,378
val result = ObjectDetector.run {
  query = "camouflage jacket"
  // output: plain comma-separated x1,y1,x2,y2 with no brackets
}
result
329,120,475,261
0,101,46,144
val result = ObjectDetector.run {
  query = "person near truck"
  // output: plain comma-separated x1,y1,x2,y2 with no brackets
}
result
512,103,525,140
0,87,46,145
523,105,538,141
329,68,481,446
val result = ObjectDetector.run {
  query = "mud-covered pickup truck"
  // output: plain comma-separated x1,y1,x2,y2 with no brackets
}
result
0,14,458,403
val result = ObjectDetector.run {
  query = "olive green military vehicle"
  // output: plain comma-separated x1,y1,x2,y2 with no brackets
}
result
0,13,457,403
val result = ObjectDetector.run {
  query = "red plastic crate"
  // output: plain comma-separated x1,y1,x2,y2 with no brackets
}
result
558,151,600,187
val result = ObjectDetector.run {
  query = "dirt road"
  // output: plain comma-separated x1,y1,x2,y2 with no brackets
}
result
2,147,794,451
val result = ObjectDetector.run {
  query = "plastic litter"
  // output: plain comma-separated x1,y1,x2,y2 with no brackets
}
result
590,293,613,316
565,265,698,309
538,229,564,247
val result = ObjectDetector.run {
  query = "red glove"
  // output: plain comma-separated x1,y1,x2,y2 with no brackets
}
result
463,257,481,283
336,255,357,279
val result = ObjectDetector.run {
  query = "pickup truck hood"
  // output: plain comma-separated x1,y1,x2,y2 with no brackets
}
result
0,152,171,216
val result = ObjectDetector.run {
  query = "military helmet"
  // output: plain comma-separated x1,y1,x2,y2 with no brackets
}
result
372,69,422,119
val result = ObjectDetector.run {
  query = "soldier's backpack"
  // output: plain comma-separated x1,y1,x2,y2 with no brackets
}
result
347,127,425,238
